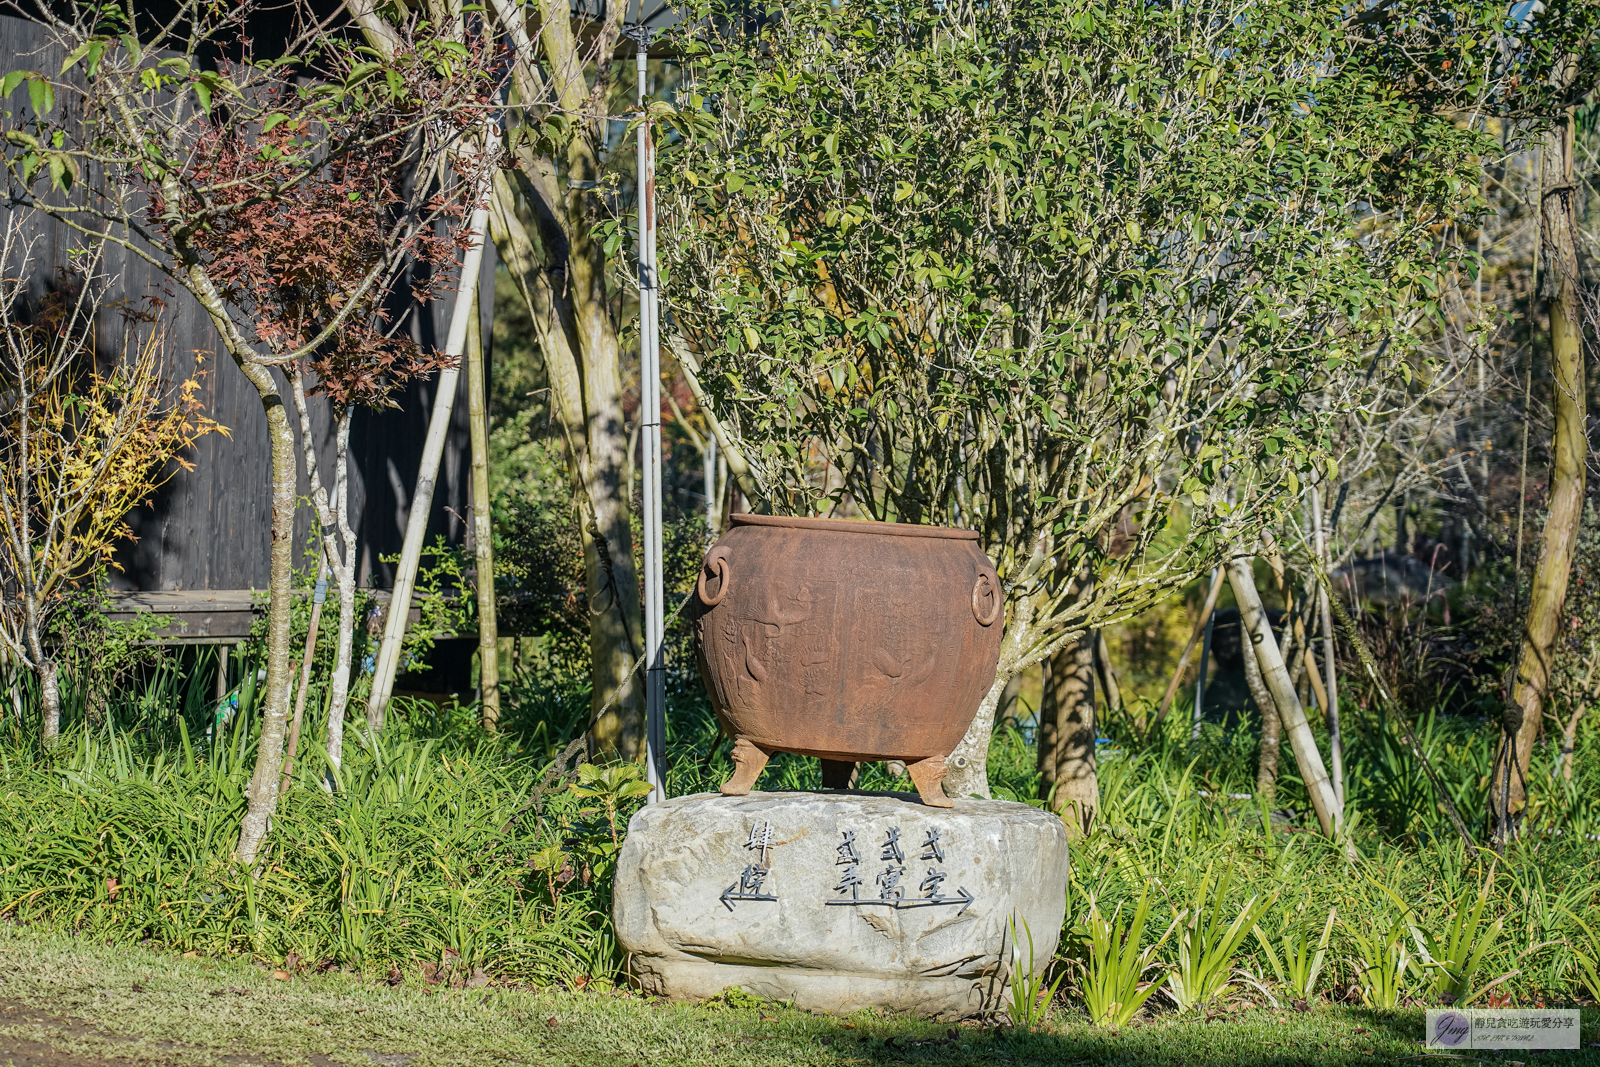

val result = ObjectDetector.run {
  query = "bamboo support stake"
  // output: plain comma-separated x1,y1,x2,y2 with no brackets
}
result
1096,632,1122,716
368,154,495,731
1228,557,1343,838
1304,647,1330,716
1153,566,1226,728
465,285,500,730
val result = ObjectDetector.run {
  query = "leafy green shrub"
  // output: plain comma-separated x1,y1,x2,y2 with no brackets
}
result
1006,915,1068,1028
1397,876,1505,1007
1347,919,1419,1009
1165,866,1275,1012
1252,907,1336,1003
1071,891,1168,1027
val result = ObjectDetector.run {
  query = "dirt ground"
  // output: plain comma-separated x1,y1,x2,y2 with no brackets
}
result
0,997,354,1067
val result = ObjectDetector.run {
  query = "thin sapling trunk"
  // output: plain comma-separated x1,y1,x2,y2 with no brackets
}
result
289,373,358,777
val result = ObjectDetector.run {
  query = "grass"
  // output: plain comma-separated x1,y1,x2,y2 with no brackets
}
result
4,639,1600,1066
3,686,1600,1005
2,924,1596,1066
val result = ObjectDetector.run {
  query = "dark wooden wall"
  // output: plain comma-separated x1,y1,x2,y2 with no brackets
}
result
2,14,487,596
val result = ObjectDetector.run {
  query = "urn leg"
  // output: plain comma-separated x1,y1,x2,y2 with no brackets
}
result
819,760,859,790
720,737,772,796
907,755,954,808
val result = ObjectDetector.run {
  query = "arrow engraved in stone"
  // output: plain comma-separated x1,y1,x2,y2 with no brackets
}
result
823,888,974,915
720,863,779,911
892,887,975,915
720,885,780,910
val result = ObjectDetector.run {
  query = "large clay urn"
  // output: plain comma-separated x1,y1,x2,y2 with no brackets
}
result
692,514,1003,806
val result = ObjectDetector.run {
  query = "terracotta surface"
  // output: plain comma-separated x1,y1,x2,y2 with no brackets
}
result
692,514,1003,806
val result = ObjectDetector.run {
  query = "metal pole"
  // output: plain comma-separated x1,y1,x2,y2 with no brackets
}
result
1192,567,1216,742
635,28,667,803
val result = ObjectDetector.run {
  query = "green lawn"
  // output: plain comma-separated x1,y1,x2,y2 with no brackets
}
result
0,926,1594,1067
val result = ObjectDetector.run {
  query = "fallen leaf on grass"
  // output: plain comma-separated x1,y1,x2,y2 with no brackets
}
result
182,951,198,959
272,970,291,981
547,1017,558,1027
130,983,144,993
1354,1028,1370,1035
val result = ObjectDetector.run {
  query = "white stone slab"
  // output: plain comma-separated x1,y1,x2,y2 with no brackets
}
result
614,790,1070,1018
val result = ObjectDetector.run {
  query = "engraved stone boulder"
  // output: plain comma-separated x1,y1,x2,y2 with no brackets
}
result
613,791,1070,1019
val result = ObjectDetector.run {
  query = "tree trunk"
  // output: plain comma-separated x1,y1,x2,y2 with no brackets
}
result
487,171,644,757
946,674,1005,799
289,373,360,778
234,361,297,868
945,589,1043,798
1491,111,1587,840
34,653,60,746
465,286,500,731
1228,557,1343,837
1043,630,1098,835
325,408,358,775
1243,631,1280,803
20,574,58,745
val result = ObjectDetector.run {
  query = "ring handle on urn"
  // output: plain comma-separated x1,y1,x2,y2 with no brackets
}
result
971,571,1001,626
698,548,733,607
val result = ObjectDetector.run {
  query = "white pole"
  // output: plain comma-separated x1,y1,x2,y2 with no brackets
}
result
636,28,667,803
368,150,495,730
1192,567,1216,742
705,434,717,538
1309,486,1342,804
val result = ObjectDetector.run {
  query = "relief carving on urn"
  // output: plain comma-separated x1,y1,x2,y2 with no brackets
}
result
692,514,1003,806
